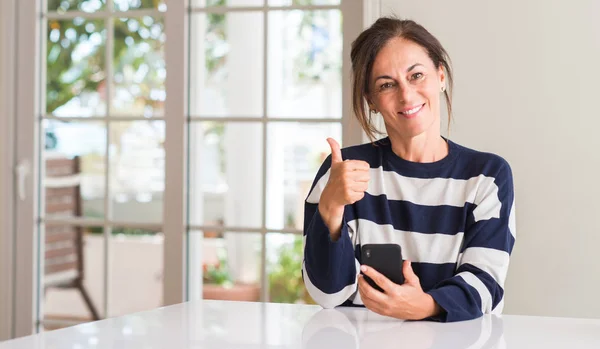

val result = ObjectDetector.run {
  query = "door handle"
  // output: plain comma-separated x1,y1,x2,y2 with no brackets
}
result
15,159,30,201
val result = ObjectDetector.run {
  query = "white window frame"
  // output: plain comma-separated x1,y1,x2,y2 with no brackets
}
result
179,0,365,304
7,0,373,338
0,0,18,340
11,0,41,338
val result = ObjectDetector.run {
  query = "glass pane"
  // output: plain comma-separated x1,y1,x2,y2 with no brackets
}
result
189,12,264,117
267,10,342,118
109,227,163,316
48,0,106,13
47,19,106,117
110,121,165,223
114,0,167,11
266,122,341,230
188,230,262,302
42,225,105,329
191,0,264,8
112,17,166,117
267,233,314,304
188,122,263,227
269,0,340,5
44,120,106,219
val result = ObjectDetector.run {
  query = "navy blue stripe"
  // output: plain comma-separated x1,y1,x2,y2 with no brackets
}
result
339,137,510,180
411,262,458,292
303,202,318,236
427,280,483,322
345,193,514,253
457,263,504,310
355,244,456,292
347,193,473,235
462,217,515,254
304,211,357,294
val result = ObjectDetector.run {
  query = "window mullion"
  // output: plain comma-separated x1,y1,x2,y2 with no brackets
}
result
103,0,115,318
260,2,269,304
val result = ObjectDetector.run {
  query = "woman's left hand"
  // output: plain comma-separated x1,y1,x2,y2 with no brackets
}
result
358,261,441,320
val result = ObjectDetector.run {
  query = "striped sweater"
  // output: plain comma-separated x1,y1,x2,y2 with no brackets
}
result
302,137,516,322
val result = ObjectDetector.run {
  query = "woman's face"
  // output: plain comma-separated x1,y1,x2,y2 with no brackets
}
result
368,37,445,140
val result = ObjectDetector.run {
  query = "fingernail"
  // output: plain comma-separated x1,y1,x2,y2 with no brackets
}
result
360,265,367,272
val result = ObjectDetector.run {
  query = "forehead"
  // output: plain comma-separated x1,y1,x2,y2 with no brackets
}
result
371,37,433,75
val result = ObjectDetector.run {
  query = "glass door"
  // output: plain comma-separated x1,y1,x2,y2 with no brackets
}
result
184,0,363,313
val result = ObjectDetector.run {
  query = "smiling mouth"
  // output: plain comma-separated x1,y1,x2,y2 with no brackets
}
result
399,104,425,116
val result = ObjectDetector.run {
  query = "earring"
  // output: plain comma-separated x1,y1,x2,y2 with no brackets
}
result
370,109,378,114
441,85,446,92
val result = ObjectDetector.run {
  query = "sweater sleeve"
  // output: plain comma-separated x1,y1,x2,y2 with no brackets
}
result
302,155,361,309
427,162,516,322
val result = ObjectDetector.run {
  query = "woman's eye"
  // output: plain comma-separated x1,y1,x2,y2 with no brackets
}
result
380,82,393,90
411,72,424,80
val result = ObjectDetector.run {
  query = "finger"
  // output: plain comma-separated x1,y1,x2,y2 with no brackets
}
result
358,271,389,303
358,276,381,305
402,260,420,286
344,160,370,171
350,182,369,193
358,280,388,315
327,138,342,164
360,265,393,292
348,172,370,183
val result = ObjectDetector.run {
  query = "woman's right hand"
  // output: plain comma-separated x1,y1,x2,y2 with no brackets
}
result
318,138,371,241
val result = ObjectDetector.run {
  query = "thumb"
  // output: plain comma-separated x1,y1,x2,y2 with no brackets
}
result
327,138,342,164
403,260,419,285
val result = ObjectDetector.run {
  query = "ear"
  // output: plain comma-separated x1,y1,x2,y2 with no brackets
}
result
366,96,377,112
438,66,446,86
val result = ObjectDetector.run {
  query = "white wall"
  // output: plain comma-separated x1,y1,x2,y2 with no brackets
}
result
380,0,600,318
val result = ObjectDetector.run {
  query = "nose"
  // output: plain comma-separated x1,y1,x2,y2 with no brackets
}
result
397,83,416,104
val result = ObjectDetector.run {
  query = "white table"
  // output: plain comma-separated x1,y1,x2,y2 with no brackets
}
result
1,300,599,348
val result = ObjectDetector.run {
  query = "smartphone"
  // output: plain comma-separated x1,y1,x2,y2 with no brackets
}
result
360,244,404,292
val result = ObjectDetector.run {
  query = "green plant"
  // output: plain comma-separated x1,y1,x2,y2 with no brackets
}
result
86,227,160,236
268,236,315,304
203,255,234,287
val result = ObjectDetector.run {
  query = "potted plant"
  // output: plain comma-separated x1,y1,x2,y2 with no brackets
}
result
202,251,260,302
268,235,315,304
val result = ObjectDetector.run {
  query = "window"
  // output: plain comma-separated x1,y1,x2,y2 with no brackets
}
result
39,0,168,330
10,0,364,335
185,0,345,304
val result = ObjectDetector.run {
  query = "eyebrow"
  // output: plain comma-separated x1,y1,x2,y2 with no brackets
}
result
373,63,424,82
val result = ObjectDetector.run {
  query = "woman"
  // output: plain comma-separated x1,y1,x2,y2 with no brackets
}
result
302,17,516,322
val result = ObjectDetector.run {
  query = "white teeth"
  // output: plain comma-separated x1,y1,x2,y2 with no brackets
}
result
401,104,423,115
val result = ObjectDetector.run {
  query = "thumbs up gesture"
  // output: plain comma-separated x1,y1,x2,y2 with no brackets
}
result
318,138,371,240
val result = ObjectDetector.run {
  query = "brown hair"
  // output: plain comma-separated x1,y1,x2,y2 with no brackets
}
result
350,17,454,141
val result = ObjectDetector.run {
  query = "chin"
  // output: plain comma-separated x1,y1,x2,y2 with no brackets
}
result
399,123,429,139
403,115,438,138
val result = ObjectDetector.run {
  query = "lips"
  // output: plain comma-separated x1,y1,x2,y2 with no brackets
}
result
398,103,425,118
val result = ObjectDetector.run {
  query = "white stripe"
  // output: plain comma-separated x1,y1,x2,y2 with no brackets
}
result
348,219,464,264
351,289,364,305
457,271,493,314
508,199,516,238
302,260,359,309
471,175,501,222
306,169,330,204
492,297,505,314
460,247,510,288
371,170,481,208
307,167,502,223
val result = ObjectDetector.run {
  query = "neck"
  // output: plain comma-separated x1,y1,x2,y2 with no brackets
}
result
389,132,448,163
